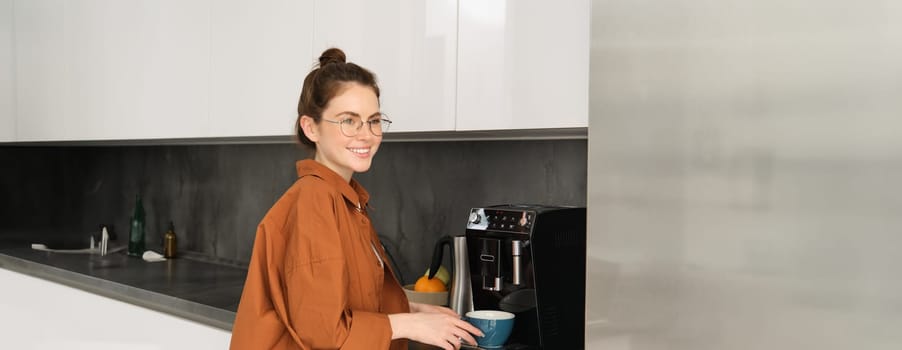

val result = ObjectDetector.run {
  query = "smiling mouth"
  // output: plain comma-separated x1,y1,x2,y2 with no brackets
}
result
349,147,370,155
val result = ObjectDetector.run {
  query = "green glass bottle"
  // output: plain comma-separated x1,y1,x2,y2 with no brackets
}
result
127,194,146,257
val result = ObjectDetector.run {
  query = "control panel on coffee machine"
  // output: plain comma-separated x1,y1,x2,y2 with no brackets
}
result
465,205,586,350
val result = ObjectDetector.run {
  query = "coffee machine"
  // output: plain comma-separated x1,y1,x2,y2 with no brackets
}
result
464,204,586,349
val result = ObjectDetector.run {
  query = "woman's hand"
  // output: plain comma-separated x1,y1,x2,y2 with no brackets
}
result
409,302,459,317
389,309,483,350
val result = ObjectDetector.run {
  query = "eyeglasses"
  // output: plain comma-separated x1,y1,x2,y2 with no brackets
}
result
322,113,392,137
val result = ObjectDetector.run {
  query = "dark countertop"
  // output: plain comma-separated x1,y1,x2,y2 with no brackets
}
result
0,243,246,331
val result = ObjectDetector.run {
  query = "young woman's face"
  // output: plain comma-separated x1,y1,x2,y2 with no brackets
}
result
301,83,382,181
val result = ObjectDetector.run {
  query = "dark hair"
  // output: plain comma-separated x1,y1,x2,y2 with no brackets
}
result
295,48,380,149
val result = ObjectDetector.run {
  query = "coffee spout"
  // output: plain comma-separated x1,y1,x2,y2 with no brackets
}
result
511,240,522,286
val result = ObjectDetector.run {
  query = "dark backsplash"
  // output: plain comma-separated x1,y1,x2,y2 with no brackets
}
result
0,140,586,284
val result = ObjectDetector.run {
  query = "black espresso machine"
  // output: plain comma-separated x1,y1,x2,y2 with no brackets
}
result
464,204,587,349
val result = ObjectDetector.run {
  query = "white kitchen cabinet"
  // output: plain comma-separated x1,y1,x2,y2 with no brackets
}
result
129,0,211,140
11,0,585,142
313,0,457,132
209,0,314,137
15,0,210,142
0,0,13,141
14,0,68,141
64,0,210,140
456,0,590,131
0,268,231,349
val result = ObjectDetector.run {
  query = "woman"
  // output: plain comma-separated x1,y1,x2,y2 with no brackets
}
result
230,48,482,350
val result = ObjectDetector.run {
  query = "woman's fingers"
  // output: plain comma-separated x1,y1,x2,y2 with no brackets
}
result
443,318,478,346
453,327,479,347
412,312,485,349
456,318,484,337
446,335,462,350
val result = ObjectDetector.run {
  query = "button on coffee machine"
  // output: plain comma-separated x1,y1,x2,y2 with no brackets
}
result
464,205,587,349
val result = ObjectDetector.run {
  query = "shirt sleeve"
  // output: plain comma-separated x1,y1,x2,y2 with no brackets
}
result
282,178,394,349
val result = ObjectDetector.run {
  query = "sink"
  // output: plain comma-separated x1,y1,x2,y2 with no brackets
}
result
30,243,127,255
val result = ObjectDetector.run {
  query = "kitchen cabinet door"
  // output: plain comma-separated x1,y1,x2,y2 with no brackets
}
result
313,0,457,132
64,0,210,140
15,0,210,142
14,0,68,141
0,0,13,142
456,0,590,131
0,268,231,349
210,0,314,138
130,0,211,140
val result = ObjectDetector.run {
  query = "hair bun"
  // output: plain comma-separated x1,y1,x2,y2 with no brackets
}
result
318,48,347,67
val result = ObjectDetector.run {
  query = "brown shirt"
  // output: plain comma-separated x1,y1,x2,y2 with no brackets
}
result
230,159,409,350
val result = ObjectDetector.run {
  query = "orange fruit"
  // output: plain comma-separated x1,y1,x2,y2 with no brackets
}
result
413,275,447,292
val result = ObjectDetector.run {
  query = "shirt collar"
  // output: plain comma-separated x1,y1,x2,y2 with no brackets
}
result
295,159,370,208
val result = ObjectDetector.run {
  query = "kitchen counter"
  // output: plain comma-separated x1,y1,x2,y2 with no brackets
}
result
0,244,469,349
0,244,246,331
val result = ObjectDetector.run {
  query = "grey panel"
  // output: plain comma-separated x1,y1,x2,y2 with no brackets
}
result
588,0,902,349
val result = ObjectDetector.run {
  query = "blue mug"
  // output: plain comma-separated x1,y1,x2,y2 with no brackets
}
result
464,310,515,348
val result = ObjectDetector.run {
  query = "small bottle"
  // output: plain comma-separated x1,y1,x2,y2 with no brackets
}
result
127,194,146,257
163,221,177,259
